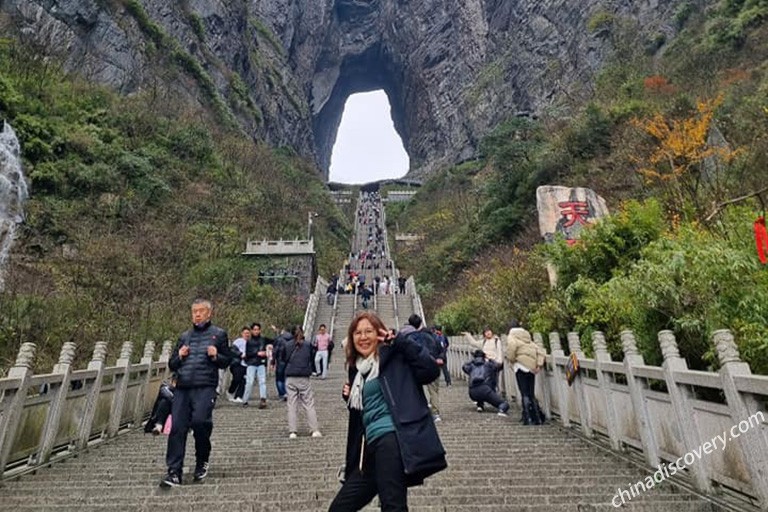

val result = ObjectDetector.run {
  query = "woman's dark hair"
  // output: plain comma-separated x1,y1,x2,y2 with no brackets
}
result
345,311,387,367
508,319,520,329
291,325,304,341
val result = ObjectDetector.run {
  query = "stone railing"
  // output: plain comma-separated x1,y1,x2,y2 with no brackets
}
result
302,276,328,336
0,339,173,478
405,276,426,323
446,329,768,508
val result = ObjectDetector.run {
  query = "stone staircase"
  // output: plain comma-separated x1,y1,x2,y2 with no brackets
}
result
0,359,724,511
0,191,735,511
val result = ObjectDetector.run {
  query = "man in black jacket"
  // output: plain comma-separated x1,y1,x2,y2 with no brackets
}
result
462,349,510,416
160,299,231,488
400,314,445,422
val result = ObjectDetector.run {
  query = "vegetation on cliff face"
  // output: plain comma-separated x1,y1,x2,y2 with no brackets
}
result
388,1,768,374
0,36,350,373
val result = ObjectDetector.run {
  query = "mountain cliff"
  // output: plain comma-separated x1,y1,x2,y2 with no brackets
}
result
2,0,694,179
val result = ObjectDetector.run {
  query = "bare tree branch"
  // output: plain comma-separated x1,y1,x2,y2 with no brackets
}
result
704,185,768,222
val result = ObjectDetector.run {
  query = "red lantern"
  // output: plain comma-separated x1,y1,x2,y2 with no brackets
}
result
755,217,768,264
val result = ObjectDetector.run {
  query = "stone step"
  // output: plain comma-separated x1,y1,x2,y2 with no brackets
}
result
0,207,728,512
0,503,721,512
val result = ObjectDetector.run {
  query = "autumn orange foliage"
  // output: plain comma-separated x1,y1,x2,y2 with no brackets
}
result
643,75,676,94
631,95,735,184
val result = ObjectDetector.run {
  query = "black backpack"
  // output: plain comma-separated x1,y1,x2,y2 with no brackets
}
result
469,363,486,387
411,330,440,359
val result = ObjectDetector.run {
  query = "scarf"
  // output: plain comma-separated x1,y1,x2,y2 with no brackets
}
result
348,354,380,411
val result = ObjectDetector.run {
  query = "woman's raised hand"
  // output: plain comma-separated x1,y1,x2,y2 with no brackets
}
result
378,328,394,345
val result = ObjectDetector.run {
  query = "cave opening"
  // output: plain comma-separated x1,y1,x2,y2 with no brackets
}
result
328,90,409,185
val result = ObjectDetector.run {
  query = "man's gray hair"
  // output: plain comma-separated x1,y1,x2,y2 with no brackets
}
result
191,298,212,309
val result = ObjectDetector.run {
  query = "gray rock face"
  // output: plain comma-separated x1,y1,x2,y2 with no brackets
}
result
1,0,695,180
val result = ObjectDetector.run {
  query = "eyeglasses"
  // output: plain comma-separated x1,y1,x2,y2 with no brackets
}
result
353,329,377,338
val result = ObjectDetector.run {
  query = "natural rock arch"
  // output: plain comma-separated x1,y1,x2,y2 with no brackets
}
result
3,0,691,180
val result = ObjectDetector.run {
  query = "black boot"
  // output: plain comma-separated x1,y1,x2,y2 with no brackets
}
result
533,399,547,424
520,397,532,425
527,398,542,425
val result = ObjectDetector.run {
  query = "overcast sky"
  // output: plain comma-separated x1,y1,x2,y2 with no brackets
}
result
329,90,409,184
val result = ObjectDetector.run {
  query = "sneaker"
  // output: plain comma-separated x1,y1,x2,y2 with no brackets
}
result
289,432,298,439
193,462,209,482
433,414,442,422
234,397,243,403
160,472,181,488
242,402,249,408
311,431,323,438
280,396,287,402
226,392,234,401
311,372,318,377
151,423,163,436
476,406,484,412
497,411,509,417
258,398,267,409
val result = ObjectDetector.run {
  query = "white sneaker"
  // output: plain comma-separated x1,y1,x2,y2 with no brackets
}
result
497,411,509,417
234,397,243,403
476,406,484,412
433,414,442,422
289,432,298,439
311,431,323,438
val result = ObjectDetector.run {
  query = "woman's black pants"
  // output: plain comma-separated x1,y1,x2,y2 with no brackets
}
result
329,432,408,511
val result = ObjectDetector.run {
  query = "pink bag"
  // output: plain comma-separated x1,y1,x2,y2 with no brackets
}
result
163,414,172,435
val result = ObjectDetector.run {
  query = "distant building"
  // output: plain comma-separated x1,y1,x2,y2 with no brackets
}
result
243,239,316,296
386,190,417,202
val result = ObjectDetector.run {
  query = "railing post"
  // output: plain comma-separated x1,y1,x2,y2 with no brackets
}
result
77,342,108,449
107,341,133,438
533,333,551,420
659,330,711,492
159,340,174,374
37,342,77,464
592,332,620,450
567,332,592,437
133,341,155,427
0,343,36,474
714,330,768,507
621,330,659,468
549,332,570,427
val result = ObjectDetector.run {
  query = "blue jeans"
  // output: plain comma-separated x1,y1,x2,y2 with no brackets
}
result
314,350,329,378
243,364,267,403
275,362,287,398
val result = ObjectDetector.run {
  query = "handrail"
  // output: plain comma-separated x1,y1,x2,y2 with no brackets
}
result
1,339,175,479
328,283,339,339
444,329,768,508
392,282,399,330
301,276,326,336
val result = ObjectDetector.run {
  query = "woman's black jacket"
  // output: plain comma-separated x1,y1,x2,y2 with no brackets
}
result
342,334,447,486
